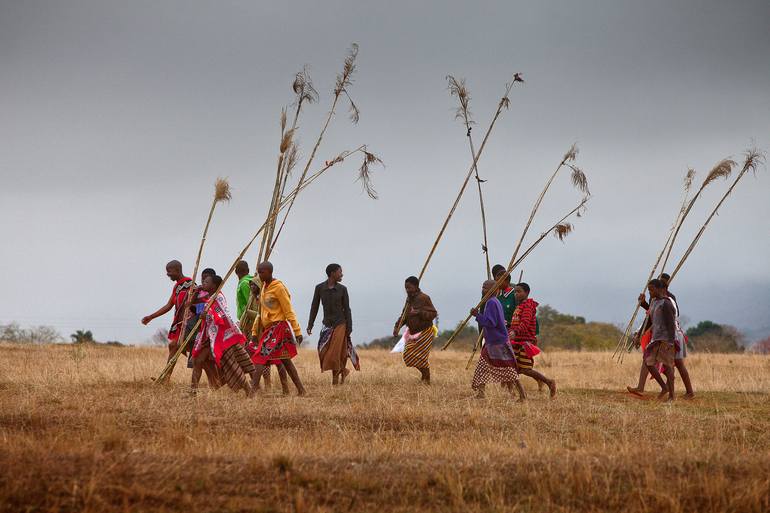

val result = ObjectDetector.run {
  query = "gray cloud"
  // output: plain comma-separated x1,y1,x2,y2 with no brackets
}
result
1,0,769,345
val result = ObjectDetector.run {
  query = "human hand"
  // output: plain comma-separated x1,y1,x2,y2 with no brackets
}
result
306,326,313,335
392,328,400,338
141,316,152,325
296,335,303,345
470,307,479,316
638,293,645,303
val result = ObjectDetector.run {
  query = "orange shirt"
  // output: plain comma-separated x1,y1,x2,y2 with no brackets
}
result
253,279,302,337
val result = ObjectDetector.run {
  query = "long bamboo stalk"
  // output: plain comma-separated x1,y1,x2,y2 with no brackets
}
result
612,169,696,361
669,148,763,282
442,197,589,350
448,76,491,278
393,74,523,334
269,44,361,254
660,160,736,273
158,179,231,383
155,147,369,382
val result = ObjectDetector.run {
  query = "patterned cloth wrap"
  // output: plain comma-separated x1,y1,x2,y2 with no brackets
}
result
318,325,360,371
247,320,297,366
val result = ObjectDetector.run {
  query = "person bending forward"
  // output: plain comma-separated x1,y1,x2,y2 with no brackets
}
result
470,280,526,401
393,276,438,384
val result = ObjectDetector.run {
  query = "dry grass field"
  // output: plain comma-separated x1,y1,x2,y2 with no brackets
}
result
1,343,769,513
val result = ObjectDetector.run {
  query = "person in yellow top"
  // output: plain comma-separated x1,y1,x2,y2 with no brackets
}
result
247,261,306,396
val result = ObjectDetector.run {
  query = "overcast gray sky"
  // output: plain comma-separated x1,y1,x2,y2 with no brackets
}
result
2,0,769,346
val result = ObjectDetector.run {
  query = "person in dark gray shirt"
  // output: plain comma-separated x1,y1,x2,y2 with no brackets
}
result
307,263,359,384
643,279,677,401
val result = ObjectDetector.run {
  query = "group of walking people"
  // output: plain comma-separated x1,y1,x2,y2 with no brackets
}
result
141,259,558,399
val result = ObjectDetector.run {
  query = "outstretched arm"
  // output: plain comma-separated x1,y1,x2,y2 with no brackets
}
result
307,285,321,335
142,293,174,325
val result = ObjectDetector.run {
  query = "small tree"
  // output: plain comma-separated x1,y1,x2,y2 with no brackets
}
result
149,328,170,347
70,330,94,344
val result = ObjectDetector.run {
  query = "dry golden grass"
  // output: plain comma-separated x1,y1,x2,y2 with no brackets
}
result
1,343,769,512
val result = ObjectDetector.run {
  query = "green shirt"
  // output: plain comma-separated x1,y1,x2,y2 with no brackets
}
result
498,287,517,327
236,274,253,320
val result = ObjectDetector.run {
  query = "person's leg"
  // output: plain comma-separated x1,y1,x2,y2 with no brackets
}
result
250,364,266,390
513,379,527,401
418,367,431,384
675,359,694,397
190,359,203,394
662,364,675,401
340,363,350,384
167,341,179,362
628,361,650,394
475,383,486,399
281,359,306,396
273,362,290,395
519,369,556,398
332,370,340,385
262,366,272,390
645,364,668,398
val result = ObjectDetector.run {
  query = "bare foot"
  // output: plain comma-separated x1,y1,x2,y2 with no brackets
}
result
683,392,695,400
296,388,307,397
626,386,644,396
657,390,669,401
516,397,526,403
548,380,557,399
475,392,485,400
341,368,350,383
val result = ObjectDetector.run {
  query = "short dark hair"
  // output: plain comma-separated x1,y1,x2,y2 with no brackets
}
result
405,276,420,287
648,278,665,289
491,264,506,278
326,263,341,277
659,273,671,284
201,268,216,277
209,275,223,289
516,282,530,294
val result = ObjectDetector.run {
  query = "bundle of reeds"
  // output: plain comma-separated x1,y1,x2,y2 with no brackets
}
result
669,147,764,281
613,157,741,360
393,73,523,333
158,178,231,382
156,146,380,382
442,197,589,350
441,142,589,350
447,75,492,278
612,168,697,360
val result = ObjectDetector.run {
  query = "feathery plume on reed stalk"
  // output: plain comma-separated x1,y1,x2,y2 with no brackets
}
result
157,148,378,382
269,43,363,254
669,147,764,282
660,159,736,273
448,75,493,278
393,73,523,334
158,178,231,382
612,168,699,360
442,197,589,350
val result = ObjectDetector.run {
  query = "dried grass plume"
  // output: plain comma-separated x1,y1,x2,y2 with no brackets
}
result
358,149,383,199
553,222,573,241
214,177,232,202
702,158,737,187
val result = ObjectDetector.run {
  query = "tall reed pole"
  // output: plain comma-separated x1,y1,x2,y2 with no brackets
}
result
669,148,764,282
158,178,231,382
660,159,736,273
156,147,380,382
442,197,589,350
269,43,363,254
448,76,492,278
393,74,523,334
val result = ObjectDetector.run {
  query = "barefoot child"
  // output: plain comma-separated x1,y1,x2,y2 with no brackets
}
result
509,283,556,398
249,262,306,396
643,279,677,401
393,276,438,384
191,274,259,396
470,280,526,401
